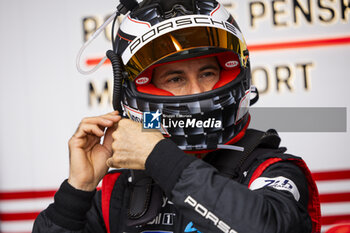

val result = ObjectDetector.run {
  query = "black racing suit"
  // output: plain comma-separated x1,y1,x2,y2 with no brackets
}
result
33,138,314,233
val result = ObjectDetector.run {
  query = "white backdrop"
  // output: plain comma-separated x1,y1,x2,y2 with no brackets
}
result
0,0,349,232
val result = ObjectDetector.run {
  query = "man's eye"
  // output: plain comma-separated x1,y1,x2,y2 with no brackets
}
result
201,72,216,78
167,77,182,83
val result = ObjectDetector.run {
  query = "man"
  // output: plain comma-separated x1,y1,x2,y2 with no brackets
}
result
33,0,321,232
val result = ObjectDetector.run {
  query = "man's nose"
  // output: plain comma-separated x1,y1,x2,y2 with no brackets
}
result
187,79,209,95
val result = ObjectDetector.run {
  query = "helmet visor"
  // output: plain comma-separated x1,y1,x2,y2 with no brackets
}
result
124,26,248,81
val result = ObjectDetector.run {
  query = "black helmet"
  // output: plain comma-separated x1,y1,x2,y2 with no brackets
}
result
111,0,257,152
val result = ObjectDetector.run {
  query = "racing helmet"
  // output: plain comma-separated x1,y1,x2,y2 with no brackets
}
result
111,0,258,151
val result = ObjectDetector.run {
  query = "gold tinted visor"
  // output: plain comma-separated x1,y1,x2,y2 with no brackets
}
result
124,26,248,81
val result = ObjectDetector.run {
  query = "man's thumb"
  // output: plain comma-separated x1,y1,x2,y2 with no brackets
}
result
103,124,118,152
106,157,116,168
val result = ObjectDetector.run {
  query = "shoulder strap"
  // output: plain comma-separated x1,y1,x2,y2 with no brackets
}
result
248,157,321,233
101,172,122,233
235,129,282,177
126,170,163,227
206,128,281,180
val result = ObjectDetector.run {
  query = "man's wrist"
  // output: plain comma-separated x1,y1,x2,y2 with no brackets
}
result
46,179,96,230
67,177,97,192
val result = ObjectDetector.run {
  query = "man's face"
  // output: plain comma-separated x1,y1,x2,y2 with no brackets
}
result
152,57,220,96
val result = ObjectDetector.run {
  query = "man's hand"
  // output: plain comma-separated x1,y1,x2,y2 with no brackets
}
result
107,118,164,170
68,111,121,191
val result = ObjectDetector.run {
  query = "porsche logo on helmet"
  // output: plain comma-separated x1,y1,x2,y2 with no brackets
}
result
122,15,244,64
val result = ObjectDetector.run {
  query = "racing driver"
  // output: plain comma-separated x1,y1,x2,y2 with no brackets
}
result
33,0,321,232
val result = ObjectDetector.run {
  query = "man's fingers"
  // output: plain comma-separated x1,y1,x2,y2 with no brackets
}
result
75,123,105,138
81,115,120,126
74,112,121,138
100,113,121,123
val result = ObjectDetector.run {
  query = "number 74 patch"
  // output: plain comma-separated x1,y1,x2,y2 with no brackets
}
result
249,176,300,201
